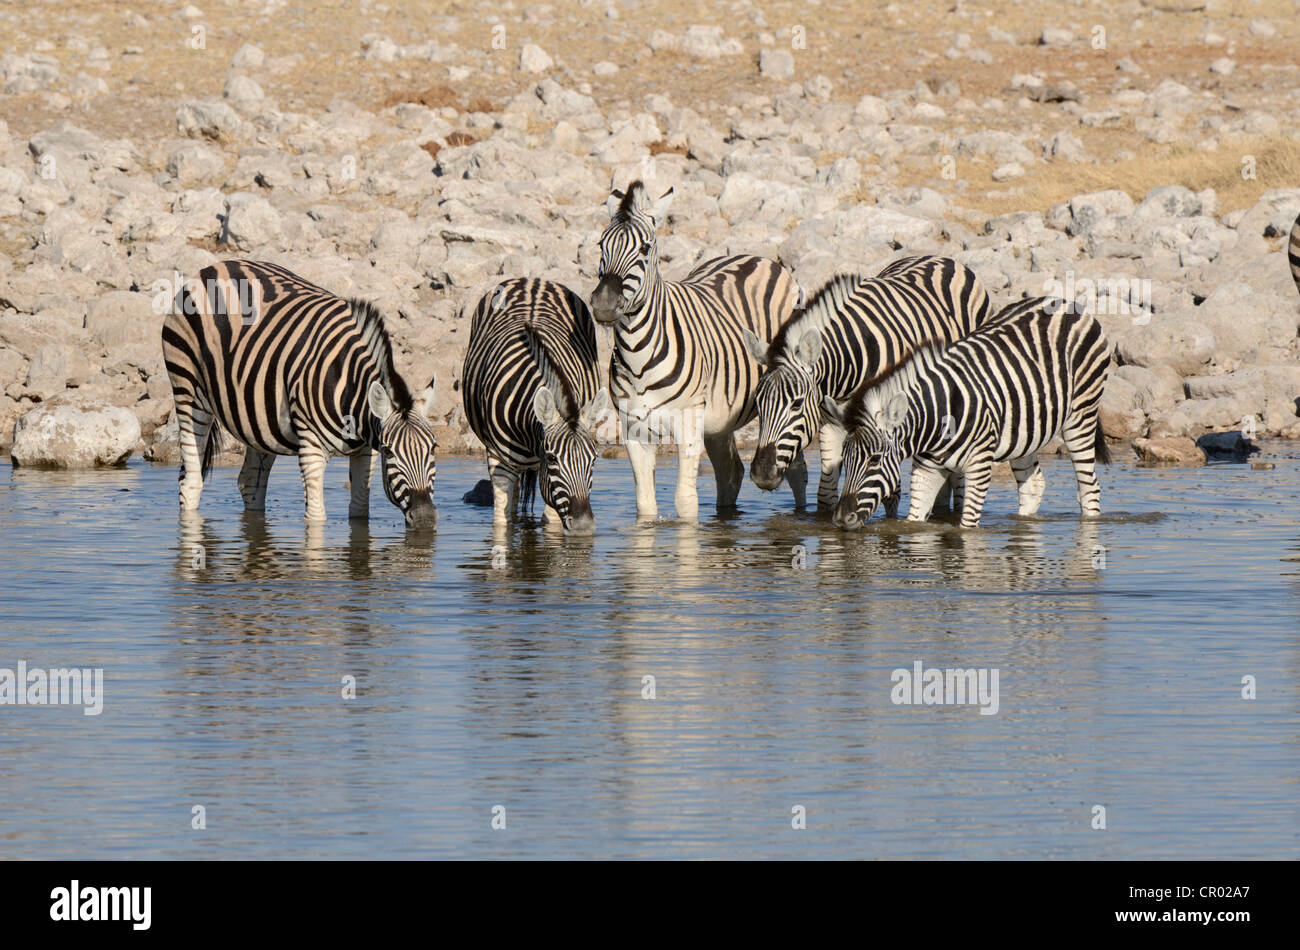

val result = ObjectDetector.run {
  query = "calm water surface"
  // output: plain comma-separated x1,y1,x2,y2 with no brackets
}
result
1,449,1297,859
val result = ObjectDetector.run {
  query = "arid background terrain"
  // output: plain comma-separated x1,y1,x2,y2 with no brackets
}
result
1,0,1298,469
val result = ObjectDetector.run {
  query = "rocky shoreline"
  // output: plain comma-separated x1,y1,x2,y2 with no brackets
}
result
2,25,1298,472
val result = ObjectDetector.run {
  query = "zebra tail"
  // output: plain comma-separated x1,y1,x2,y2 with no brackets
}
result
199,420,220,482
1094,422,1111,466
522,468,537,515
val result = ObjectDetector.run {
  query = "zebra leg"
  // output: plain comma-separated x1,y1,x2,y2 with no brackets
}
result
238,447,277,512
673,440,702,521
884,491,900,519
488,457,518,526
785,448,808,511
950,472,966,513
816,422,845,512
347,450,372,519
957,459,995,529
905,462,949,523
673,407,705,520
176,400,214,511
519,468,536,519
704,431,744,509
297,444,330,522
1010,455,1046,516
1063,415,1103,518
626,440,658,519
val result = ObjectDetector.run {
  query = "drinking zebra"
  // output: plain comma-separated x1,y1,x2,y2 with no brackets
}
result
744,255,993,513
162,260,439,527
590,181,804,519
463,277,608,533
827,296,1111,529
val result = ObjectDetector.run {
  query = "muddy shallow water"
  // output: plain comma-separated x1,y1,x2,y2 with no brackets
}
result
1,448,1296,859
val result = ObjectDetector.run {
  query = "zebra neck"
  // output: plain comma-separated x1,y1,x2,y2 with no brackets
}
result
912,386,956,455
345,369,384,452
616,277,668,340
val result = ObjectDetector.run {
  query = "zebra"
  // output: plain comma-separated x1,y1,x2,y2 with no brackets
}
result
463,277,608,533
589,180,803,519
1290,211,1300,296
743,255,994,516
162,260,439,527
825,296,1111,529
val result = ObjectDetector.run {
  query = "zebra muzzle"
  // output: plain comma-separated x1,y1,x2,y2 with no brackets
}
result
404,496,438,529
563,497,595,534
590,275,625,324
749,444,784,491
833,498,865,530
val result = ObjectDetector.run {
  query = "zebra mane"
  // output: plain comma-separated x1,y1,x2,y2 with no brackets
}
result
616,180,647,220
521,317,579,423
350,298,413,413
766,273,861,364
845,341,945,428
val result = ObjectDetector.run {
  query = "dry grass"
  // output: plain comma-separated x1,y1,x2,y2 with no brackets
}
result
383,84,460,111
892,135,1300,218
3,0,1295,145
648,140,689,157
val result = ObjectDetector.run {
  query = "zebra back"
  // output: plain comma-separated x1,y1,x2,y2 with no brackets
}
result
463,278,599,470
852,296,1110,465
162,259,407,459
767,255,993,400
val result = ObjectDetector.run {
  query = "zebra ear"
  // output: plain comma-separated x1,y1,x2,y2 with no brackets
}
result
579,388,610,431
606,190,625,219
794,329,822,369
742,328,769,367
648,187,674,226
881,392,909,431
368,381,394,421
821,393,847,427
412,377,436,418
533,386,560,426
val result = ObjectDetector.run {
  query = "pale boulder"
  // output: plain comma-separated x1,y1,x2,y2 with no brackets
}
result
11,405,140,468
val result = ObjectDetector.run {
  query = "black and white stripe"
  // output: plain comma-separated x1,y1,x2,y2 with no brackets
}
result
744,255,993,513
463,278,607,533
162,260,438,526
589,180,802,518
1290,211,1300,297
827,296,1111,529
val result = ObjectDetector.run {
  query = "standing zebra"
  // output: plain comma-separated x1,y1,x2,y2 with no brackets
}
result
743,255,993,514
590,181,804,519
463,278,608,533
162,260,439,527
827,296,1111,529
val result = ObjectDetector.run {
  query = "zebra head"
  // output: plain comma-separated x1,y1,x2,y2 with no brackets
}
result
745,327,822,491
533,386,610,534
591,181,673,325
367,377,439,529
827,389,908,530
